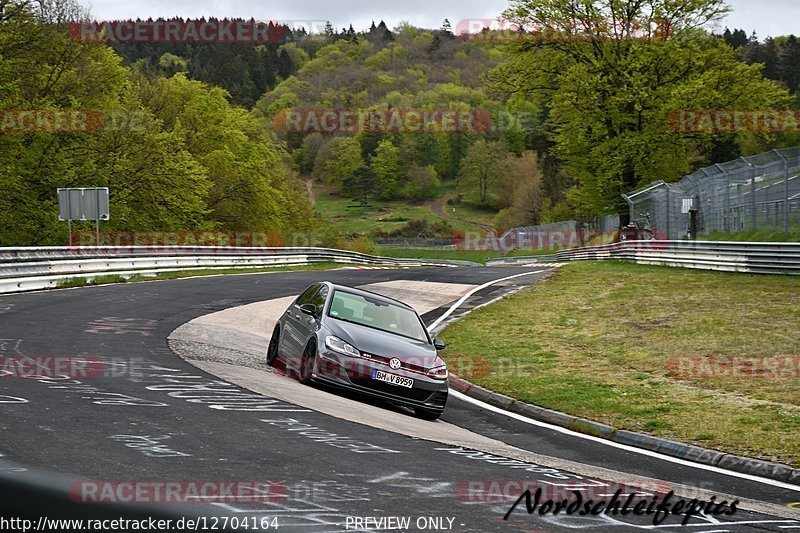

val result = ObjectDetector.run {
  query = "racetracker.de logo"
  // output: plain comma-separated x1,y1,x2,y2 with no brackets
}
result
454,18,672,42
70,480,288,504
70,230,289,249
0,356,105,379
69,19,294,44
272,109,492,135
1,110,104,133
667,355,800,379
667,109,800,134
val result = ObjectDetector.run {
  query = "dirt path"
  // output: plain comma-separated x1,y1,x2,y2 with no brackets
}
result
305,177,316,204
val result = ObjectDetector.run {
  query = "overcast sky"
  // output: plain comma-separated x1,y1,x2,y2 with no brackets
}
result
80,0,799,38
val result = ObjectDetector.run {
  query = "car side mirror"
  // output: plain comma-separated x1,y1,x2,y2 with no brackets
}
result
433,338,446,350
299,304,317,316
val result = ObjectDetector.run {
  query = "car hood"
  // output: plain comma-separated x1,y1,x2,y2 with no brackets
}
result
325,317,439,366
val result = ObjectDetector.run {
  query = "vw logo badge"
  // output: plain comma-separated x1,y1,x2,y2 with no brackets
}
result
389,358,401,370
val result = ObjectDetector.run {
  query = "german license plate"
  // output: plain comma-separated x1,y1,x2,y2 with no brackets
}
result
372,370,413,388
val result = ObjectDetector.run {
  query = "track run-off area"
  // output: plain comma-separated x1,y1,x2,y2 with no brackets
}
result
0,265,799,531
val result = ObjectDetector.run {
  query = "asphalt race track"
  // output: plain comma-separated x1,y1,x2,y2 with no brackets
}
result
1,266,799,532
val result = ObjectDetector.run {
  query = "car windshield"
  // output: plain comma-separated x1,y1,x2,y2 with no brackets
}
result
328,290,428,342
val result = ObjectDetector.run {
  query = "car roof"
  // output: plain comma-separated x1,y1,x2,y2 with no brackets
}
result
323,282,415,311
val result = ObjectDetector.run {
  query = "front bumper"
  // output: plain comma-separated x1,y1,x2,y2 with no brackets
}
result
312,348,448,411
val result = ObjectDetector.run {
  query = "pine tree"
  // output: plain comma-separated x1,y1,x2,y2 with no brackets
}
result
277,48,294,79
783,35,800,93
441,19,453,36
762,37,782,80
377,20,393,41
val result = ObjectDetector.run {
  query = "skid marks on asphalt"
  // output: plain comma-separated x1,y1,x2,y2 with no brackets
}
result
136,364,310,413
84,316,158,336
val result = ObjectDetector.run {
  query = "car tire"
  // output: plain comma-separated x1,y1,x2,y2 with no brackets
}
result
266,325,281,367
298,340,317,385
414,407,443,421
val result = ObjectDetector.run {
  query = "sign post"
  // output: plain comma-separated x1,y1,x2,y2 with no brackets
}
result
57,188,110,246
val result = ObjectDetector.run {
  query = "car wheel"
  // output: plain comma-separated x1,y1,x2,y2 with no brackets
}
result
266,325,281,367
414,407,442,421
298,341,317,384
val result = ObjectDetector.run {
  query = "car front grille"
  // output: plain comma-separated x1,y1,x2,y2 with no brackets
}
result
361,353,427,374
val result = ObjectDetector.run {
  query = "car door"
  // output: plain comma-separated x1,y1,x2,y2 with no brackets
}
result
294,284,329,359
281,284,320,368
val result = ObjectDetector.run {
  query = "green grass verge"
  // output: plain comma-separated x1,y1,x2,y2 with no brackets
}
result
56,274,136,288
54,263,346,289
439,261,800,467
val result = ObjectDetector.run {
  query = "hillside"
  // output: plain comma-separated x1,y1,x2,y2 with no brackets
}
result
249,23,551,234
4,1,800,247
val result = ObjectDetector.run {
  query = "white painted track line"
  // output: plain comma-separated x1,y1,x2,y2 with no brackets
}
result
427,270,545,331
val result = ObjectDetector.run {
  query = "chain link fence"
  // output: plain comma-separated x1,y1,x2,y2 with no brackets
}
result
624,147,800,240
500,215,620,248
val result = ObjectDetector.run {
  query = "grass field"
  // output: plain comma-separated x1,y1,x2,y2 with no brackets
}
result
439,261,800,467
311,179,498,234
312,183,476,234
436,180,499,228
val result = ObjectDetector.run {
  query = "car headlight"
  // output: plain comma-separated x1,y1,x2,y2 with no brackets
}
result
426,357,448,380
325,336,360,357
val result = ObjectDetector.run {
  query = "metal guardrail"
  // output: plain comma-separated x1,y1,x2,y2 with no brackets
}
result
374,238,457,249
485,254,561,266
553,240,800,275
0,246,478,294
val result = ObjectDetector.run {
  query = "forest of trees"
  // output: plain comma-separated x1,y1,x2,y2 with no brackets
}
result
0,1,318,246
2,0,799,245
247,19,561,227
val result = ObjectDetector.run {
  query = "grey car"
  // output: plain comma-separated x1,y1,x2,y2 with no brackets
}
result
266,282,448,420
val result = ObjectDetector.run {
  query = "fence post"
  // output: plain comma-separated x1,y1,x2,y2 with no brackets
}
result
774,150,790,233
740,157,757,231
665,186,671,239
700,168,715,233
714,164,729,232
621,192,634,232
739,157,756,231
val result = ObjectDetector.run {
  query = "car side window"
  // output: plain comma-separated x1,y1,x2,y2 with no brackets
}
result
309,285,328,317
296,284,320,306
